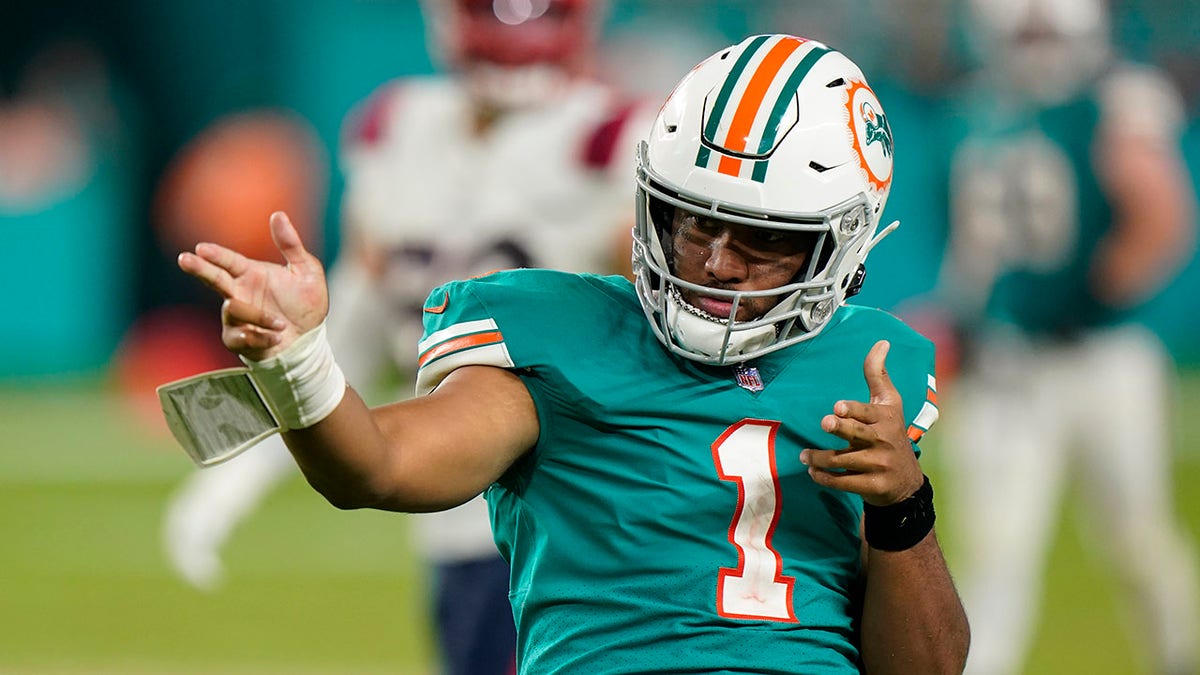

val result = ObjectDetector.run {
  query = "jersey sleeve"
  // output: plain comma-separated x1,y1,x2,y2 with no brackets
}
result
339,80,405,166
890,324,940,448
1097,63,1185,143
904,368,939,445
578,97,656,180
414,280,516,396
338,80,406,244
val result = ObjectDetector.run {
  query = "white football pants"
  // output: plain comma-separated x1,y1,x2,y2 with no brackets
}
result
946,324,1199,675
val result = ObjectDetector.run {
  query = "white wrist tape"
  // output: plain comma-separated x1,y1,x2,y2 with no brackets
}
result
240,322,347,430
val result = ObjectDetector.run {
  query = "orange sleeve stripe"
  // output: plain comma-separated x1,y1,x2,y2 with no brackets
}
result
907,426,926,443
927,387,938,406
716,37,804,177
418,331,504,368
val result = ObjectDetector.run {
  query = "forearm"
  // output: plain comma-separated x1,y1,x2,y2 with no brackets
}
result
237,321,406,510
859,530,969,675
281,386,403,511
1090,217,1193,307
280,366,538,514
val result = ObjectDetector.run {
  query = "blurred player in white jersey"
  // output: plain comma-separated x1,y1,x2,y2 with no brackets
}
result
163,1,651,673
936,1,1200,673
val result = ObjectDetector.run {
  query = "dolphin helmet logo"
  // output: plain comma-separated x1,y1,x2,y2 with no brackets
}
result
844,79,893,193
860,101,893,157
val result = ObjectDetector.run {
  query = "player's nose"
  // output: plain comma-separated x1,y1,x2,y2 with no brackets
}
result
704,230,749,283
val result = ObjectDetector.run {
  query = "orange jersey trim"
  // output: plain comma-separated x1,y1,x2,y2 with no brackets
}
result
418,331,504,368
423,291,450,314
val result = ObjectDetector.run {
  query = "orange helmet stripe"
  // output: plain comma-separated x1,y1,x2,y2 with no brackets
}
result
716,37,805,177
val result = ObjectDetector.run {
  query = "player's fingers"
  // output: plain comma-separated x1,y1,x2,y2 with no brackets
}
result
178,251,238,298
192,241,255,278
222,297,287,331
805,464,885,497
270,211,317,272
863,340,902,406
821,413,878,447
800,447,879,473
831,399,880,424
801,447,847,471
222,323,281,354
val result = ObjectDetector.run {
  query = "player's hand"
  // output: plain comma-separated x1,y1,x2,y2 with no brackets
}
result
177,211,328,362
800,340,924,507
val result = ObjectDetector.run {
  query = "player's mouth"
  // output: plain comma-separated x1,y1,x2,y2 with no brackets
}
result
692,295,736,320
673,286,740,323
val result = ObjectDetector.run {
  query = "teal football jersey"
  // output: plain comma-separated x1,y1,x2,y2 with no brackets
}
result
416,270,939,675
947,72,1153,336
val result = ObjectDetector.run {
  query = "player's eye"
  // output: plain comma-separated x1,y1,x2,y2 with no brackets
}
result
752,229,788,244
692,218,722,236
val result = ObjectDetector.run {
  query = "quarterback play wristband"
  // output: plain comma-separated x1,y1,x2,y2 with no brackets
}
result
240,322,347,430
863,475,936,552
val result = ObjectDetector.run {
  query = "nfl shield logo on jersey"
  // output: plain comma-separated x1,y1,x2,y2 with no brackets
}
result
733,363,765,392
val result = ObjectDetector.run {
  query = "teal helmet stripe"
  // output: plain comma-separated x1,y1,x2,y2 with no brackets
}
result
750,46,833,183
694,34,773,169
751,159,770,182
757,46,832,156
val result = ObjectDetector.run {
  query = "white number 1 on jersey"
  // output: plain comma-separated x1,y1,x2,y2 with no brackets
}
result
712,419,798,622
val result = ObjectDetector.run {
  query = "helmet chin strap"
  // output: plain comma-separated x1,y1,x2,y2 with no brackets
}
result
665,287,776,363
869,219,900,251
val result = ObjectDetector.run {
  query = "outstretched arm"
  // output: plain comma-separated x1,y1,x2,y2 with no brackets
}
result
801,341,969,674
178,212,539,512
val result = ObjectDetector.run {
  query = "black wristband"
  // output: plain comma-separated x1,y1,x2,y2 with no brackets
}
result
863,475,935,552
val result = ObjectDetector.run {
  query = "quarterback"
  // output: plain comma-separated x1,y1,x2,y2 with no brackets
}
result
177,34,969,674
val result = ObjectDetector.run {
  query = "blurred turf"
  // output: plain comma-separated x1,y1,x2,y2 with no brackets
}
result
0,381,434,674
1,372,1197,674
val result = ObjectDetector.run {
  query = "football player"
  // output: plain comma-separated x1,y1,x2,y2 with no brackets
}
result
937,0,1200,673
176,34,969,673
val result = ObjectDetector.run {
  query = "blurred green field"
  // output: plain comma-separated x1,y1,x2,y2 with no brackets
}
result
1,372,1198,674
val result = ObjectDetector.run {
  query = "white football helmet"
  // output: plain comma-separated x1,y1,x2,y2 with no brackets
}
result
420,0,601,109
633,34,898,366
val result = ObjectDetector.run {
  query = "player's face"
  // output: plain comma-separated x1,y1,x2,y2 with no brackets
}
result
669,210,811,322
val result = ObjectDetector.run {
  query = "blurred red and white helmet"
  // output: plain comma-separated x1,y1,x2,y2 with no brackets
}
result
421,0,602,109
968,0,1111,103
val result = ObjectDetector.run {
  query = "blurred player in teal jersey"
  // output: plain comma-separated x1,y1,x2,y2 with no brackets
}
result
937,0,1200,673
175,34,969,674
